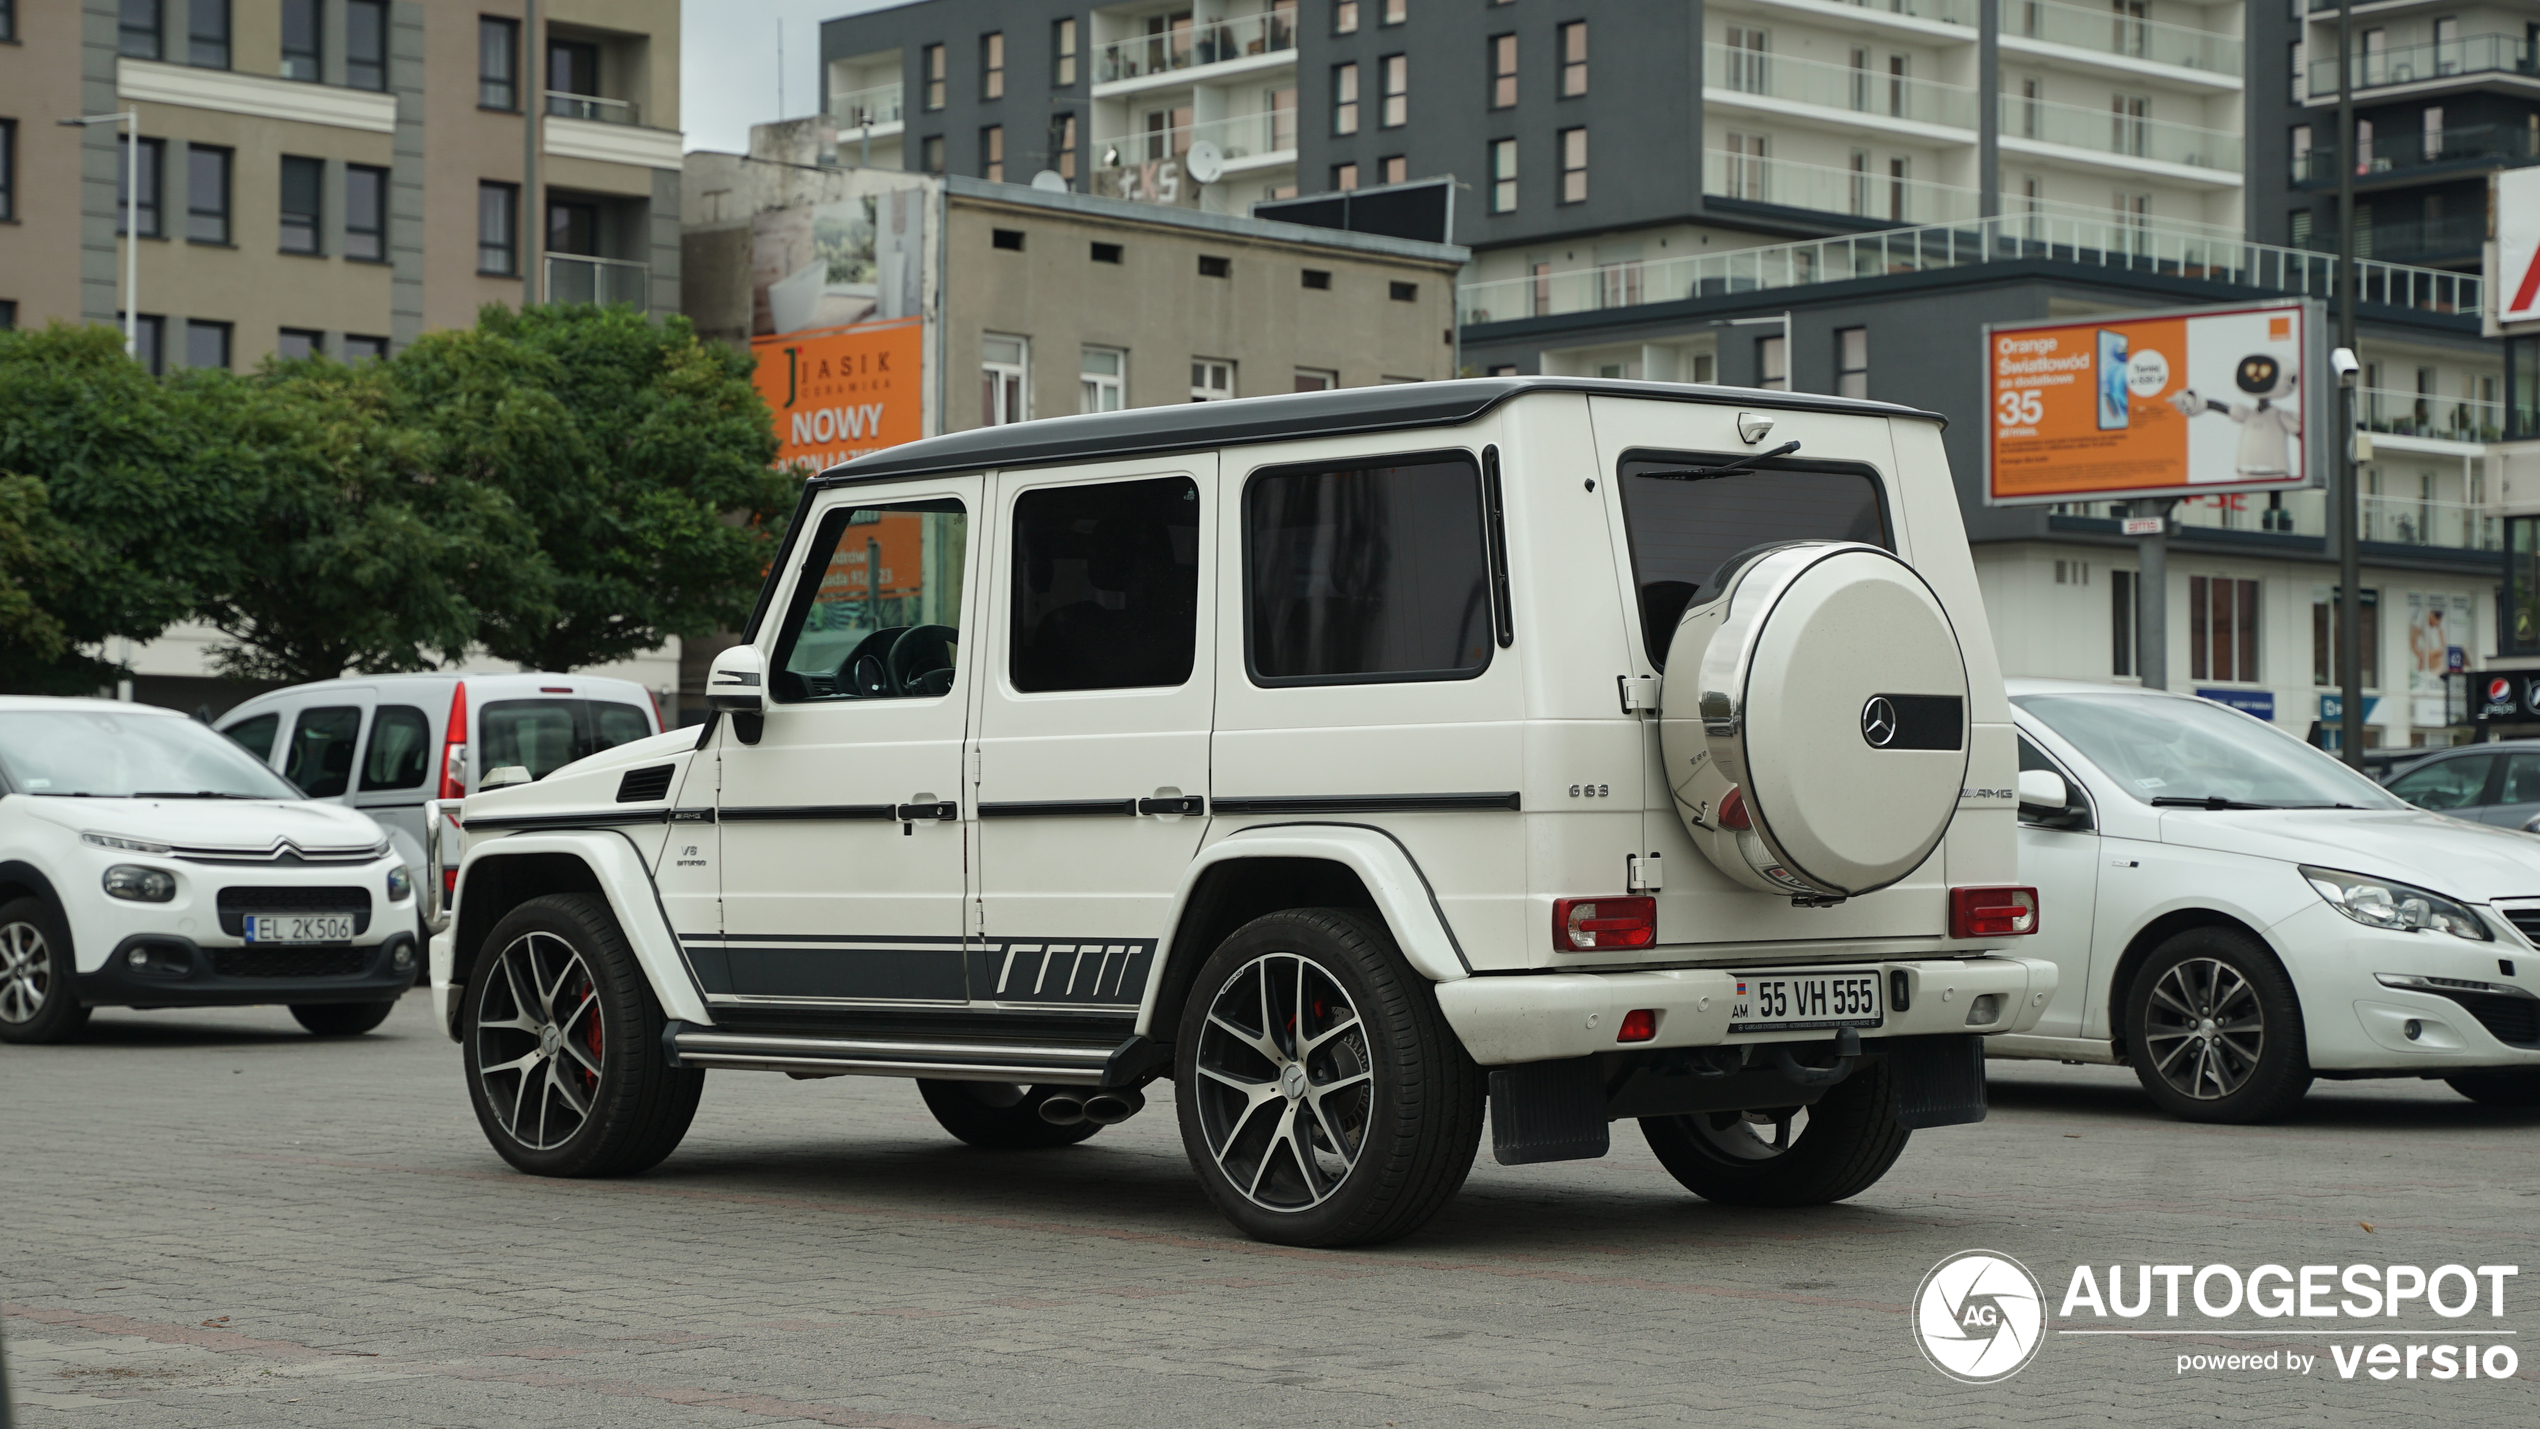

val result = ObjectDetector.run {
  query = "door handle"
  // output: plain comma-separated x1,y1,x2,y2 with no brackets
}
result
894,800,959,822
1136,795,1206,816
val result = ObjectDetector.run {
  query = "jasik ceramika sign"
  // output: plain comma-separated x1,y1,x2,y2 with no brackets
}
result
751,318,923,475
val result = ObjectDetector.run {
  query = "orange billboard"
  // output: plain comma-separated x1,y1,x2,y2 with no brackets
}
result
1985,302,2319,505
751,318,925,476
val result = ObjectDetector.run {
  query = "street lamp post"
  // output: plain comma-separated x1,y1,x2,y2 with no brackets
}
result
58,110,142,359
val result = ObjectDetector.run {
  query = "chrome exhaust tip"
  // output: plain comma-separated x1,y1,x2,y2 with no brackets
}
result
1081,1088,1146,1125
1036,1093,1087,1126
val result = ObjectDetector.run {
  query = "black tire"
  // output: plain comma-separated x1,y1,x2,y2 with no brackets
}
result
917,1080,1103,1149
2446,1070,2540,1107
2122,927,2311,1124
1639,1055,1910,1207
1174,908,1485,1248
0,896,90,1045
292,1000,398,1036
462,893,703,1177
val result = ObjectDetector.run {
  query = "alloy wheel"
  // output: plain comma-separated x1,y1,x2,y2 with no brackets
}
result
474,930,605,1150
0,920,52,1024
2142,956,2264,1101
1192,951,1374,1212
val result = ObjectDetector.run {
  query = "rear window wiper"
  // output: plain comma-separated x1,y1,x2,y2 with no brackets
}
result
2149,795,2281,810
1635,440,1802,482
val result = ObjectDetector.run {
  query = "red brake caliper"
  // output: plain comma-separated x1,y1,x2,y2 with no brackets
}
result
581,978,604,1091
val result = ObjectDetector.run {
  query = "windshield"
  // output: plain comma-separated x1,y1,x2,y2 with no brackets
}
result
2014,693,2405,810
0,709,305,800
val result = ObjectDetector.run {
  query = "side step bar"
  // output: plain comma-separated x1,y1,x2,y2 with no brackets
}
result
663,1023,1168,1088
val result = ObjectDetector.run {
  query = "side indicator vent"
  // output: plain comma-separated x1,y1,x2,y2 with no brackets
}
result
616,765,676,804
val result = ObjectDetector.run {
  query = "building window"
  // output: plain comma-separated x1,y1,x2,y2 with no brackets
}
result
981,125,1004,181
1294,368,1337,391
1558,126,1586,203
921,135,945,172
0,0,13,43
119,0,161,60
1335,1,1358,34
1721,132,1766,201
1560,20,1587,97
345,164,386,260
1382,0,1406,23
2189,576,2260,683
118,137,165,237
121,314,166,374
1530,260,1552,315
345,0,385,90
993,228,1024,251
1052,113,1078,179
2112,94,2149,158
1301,268,1331,289
1725,26,1766,93
923,44,946,110
1888,157,1909,222
1380,54,1406,127
1389,281,1418,301
1380,155,1406,184
2311,588,2379,689
477,181,517,274
1091,241,1122,263
279,155,322,253
188,0,228,68
185,318,230,370
1756,333,1786,391
281,0,320,80
1198,254,1231,278
1053,18,1077,85
981,31,1004,100
277,328,324,360
187,144,231,244
1191,360,1234,402
1489,137,1516,212
2111,570,2136,676
982,334,1028,426
1490,34,1516,109
1080,347,1125,412
343,334,389,362
1835,327,1867,399
479,18,519,109
1333,62,1359,135
1333,162,1359,190
0,121,14,224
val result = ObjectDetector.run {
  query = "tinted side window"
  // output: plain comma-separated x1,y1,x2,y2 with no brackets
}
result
772,499,969,702
1617,454,1891,666
221,712,280,762
480,699,579,781
1245,454,1492,684
2496,753,2540,805
1011,475,1199,692
359,705,431,791
2388,753,2494,810
284,706,363,797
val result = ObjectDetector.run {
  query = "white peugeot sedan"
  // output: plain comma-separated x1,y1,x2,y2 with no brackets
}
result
1994,678,2540,1121
0,698,422,1044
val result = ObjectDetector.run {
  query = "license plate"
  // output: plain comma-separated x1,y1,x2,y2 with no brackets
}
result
1728,969,1884,1034
244,914,356,943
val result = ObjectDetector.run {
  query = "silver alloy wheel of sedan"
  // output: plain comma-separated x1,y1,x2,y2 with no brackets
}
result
1192,951,1375,1212
0,918,51,1023
2142,956,2263,1100
474,929,605,1151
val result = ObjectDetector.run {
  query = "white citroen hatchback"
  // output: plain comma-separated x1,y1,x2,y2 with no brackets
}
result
1997,678,2540,1119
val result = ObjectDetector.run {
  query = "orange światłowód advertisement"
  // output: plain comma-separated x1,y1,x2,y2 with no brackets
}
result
1987,305,2309,504
751,318,925,475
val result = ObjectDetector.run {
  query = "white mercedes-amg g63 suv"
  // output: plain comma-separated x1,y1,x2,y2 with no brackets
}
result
429,378,2054,1246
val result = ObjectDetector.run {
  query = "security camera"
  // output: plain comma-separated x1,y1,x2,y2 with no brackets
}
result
2330,347,2360,382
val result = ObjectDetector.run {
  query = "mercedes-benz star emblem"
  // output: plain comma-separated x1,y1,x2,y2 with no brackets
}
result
1861,696,1899,748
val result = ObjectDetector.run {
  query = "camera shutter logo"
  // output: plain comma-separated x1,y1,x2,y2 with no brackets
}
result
1913,1251,2047,1383
1861,696,1900,748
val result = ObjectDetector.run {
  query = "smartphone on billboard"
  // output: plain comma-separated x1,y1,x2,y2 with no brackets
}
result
2097,329,2129,430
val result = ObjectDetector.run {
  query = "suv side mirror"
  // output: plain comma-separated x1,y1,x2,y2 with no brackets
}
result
2017,768,2085,828
708,645,768,714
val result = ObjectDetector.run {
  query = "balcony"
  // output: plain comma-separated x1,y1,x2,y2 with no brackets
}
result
2358,385,2506,444
1096,11,1295,89
2005,0,2241,77
546,90,639,126
2307,33,2538,100
2176,492,2498,551
2296,120,2540,186
1703,151,1982,226
1819,0,1981,28
2001,94,2240,172
547,254,650,307
829,82,905,134
1104,108,1297,169
1704,44,1979,132
1456,212,2479,327
2298,213,2486,264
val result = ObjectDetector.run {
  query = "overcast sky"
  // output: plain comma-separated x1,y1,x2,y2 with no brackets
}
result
682,0,904,154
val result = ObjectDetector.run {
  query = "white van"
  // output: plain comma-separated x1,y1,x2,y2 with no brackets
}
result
430,378,2057,1246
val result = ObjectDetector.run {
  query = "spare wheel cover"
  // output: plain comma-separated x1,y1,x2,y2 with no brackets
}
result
1674,542,1969,897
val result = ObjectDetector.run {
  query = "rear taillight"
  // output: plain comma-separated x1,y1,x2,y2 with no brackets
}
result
1950,886,2039,938
1716,785,1752,831
1554,896,1656,952
436,681,468,803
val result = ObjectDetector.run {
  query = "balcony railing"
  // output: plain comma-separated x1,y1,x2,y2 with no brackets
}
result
2175,492,2498,550
1456,212,2480,326
2297,121,2540,184
2002,94,2241,169
546,90,640,126
1105,107,1297,164
1704,44,1980,129
829,82,905,131
547,253,650,307
1097,10,1296,85
2298,213,2487,263
2357,385,2506,443
2308,34,2536,98
1827,0,1980,27
2007,0,2241,74
1703,151,1983,226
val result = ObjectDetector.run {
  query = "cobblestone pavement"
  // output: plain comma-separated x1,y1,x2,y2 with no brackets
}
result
5,991,2535,1428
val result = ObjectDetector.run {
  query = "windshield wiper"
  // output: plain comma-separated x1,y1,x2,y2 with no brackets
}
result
134,790,260,799
2149,795,2283,811
1636,440,1803,482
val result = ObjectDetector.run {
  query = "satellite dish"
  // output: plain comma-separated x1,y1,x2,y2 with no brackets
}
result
1030,169,1068,192
1184,140,1224,185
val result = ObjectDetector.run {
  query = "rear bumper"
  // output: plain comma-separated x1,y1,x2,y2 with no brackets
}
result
74,932,417,1008
1435,956,2057,1066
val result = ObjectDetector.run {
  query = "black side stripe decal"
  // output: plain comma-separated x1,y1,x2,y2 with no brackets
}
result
717,804,898,822
1210,792,1521,816
464,810,672,831
978,799,1139,819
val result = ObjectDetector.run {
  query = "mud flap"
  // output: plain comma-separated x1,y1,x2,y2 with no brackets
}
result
1488,1058,1610,1165
1885,1033,1988,1129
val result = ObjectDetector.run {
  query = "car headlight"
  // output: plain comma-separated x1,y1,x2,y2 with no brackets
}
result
386,866,412,902
83,831,173,855
103,864,177,903
2302,865,2492,941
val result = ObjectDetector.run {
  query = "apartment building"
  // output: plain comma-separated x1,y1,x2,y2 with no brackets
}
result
0,0,682,372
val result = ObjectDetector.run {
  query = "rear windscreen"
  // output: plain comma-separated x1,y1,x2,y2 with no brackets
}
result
1616,454,1891,667
478,698,654,783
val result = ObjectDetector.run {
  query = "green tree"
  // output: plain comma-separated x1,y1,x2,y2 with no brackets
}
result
396,305,790,672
